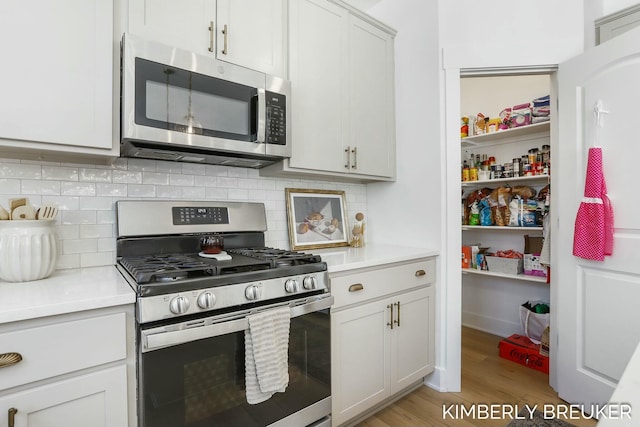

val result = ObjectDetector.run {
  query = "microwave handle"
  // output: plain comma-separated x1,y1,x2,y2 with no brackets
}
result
256,88,266,143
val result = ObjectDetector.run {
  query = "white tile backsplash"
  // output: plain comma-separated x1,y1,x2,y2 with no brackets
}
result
0,158,367,270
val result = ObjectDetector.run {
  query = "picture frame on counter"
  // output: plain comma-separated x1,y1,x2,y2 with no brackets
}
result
285,188,350,250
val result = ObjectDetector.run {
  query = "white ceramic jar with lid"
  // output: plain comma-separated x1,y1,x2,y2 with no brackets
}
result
0,219,59,282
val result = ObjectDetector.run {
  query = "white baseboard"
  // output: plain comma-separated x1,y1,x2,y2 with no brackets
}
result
423,366,446,391
462,310,520,338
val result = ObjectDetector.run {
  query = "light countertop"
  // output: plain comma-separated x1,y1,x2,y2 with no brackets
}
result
312,243,439,274
0,266,135,325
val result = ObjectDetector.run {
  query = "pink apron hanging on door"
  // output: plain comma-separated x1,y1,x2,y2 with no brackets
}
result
572,146,614,261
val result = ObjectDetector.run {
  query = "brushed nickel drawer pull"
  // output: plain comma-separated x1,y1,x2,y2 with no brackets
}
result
415,269,426,277
348,283,364,292
222,24,229,55
0,352,22,368
208,21,215,52
8,407,17,427
394,301,401,327
387,304,394,329
351,147,358,169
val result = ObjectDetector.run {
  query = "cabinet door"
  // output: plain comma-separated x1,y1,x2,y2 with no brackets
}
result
216,0,286,77
128,0,215,57
389,286,435,394
331,300,390,426
289,0,349,173
0,0,113,151
0,365,128,427
348,16,396,178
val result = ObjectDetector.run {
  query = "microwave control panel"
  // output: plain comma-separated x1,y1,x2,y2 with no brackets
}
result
265,91,286,145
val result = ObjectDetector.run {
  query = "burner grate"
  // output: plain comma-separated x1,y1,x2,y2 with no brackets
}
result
119,254,216,284
227,247,322,267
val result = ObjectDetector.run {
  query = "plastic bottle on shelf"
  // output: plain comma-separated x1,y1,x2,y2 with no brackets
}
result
462,161,470,181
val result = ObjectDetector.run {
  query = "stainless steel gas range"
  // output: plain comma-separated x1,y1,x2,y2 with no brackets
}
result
115,200,332,427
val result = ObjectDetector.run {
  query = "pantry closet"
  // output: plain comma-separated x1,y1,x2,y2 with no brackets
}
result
460,74,551,338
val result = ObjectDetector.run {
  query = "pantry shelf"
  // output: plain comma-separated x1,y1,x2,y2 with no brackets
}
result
461,121,550,147
462,225,543,231
461,174,549,188
461,268,548,284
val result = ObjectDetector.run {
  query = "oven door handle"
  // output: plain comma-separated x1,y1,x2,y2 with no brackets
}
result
143,295,333,352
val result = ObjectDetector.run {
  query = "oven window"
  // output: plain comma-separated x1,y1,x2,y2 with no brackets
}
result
140,310,330,427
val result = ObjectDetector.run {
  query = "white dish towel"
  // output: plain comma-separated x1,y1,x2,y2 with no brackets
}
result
245,306,291,404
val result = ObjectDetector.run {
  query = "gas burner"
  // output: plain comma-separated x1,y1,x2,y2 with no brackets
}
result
119,254,217,284
227,247,322,268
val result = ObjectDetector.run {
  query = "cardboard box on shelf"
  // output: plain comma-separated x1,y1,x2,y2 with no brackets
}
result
524,235,547,277
499,334,549,374
462,246,471,269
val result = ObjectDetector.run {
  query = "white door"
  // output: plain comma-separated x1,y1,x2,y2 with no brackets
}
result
554,26,640,410
390,287,434,394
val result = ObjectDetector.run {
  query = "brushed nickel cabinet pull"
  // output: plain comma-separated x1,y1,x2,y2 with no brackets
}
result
8,408,17,427
351,147,357,169
208,21,214,52
387,304,394,329
415,269,426,277
394,301,401,327
222,24,228,55
0,352,22,368
344,146,351,169
348,283,364,292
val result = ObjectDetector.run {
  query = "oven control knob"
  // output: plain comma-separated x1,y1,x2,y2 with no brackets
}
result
169,295,190,315
284,279,300,293
302,276,318,290
245,285,262,301
197,291,216,309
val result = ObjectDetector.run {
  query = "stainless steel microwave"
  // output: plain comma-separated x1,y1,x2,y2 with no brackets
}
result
120,33,290,168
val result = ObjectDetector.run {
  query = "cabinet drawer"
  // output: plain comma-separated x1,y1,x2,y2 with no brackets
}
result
0,313,126,390
331,258,435,309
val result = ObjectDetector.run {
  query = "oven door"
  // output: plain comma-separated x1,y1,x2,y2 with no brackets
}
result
138,295,332,427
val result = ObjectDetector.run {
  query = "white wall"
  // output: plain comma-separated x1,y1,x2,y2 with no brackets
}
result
363,0,444,390
437,0,586,393
439,0,584,68
0,156,367,270
603,0,640,15
365,0,442,249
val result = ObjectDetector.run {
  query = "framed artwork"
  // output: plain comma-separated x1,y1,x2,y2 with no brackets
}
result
285,188,350,250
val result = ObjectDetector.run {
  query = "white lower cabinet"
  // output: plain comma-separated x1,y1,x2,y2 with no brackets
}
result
0,307,134,427
330,259,435,427
0,366,128,427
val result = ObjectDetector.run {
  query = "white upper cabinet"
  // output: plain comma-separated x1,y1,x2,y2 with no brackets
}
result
347,15,395,178
0,0,116,157
287,0,349,174
216,0,286,77
261,0,396,183
128,0,287,77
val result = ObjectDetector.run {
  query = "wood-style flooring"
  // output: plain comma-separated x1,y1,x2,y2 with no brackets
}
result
355,327,598,427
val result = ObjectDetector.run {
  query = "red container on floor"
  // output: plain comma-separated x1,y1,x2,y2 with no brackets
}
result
499,334,549,374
